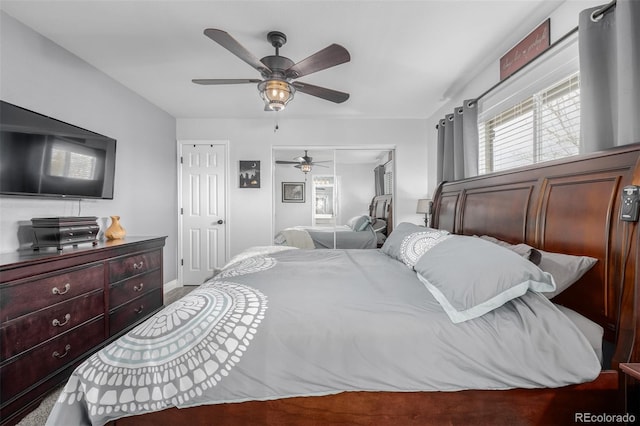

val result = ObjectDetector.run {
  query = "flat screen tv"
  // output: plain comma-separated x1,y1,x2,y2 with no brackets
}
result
0,101,116,199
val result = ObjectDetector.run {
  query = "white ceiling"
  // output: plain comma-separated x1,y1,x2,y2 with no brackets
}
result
0,0,565,120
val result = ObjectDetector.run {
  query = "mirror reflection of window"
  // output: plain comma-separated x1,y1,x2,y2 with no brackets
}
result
315,192,330,214
48,139,98,180
313,175,335,226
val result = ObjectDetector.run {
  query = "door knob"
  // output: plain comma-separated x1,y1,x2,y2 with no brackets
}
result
217,219,224,224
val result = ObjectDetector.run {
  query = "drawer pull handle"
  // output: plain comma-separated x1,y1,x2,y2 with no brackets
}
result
52,283,71,295
52,313,71,327
52,344,71,359
134,305,144,314
133,261,144,270
134,283,144,292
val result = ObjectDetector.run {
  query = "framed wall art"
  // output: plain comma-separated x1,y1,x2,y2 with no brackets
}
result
282,182,305,203
239,161,260,188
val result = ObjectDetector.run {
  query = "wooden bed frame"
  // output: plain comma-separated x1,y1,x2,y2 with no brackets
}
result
369,194,393,237
111,144,640,425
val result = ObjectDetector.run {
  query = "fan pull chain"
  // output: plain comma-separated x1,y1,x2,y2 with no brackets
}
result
274,111,279,132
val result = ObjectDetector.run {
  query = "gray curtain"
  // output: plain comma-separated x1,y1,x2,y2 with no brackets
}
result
436,100,478,182
374,165,385,196
579,0,640,152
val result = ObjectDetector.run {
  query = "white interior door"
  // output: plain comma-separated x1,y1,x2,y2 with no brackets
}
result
179,142,227,285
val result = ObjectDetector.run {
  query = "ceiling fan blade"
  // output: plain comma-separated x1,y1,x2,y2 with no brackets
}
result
192,79,261,85
291,81,350,103
204,29,270,74
285,44,350,79
310,164,329,168
275,160,302,164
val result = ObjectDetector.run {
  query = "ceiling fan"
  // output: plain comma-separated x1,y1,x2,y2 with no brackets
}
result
192,29,350,112
276,150,331,174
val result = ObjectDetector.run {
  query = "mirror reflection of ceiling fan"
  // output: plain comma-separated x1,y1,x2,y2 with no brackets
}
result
192,29,350,112
276,150,331,174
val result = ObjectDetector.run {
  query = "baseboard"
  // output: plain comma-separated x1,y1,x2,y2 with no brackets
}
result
163,279,179,294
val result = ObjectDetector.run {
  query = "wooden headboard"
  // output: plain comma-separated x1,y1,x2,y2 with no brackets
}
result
369,194,393,235
432,143,640,367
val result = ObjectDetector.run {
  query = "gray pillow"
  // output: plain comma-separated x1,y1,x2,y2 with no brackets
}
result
479,235,597,299
415,235,555,324
347,215,371,231
381,222,446,262
371,218,387,233
399,230,452,268
537,251,597,298
478,235,541,265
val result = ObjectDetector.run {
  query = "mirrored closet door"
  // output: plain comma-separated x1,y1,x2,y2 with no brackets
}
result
273,147,393,249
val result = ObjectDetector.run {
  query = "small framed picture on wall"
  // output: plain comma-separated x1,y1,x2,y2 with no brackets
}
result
239,161,260,188
282,182,305,203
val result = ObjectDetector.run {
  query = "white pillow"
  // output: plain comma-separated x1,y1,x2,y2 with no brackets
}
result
415,235,555,324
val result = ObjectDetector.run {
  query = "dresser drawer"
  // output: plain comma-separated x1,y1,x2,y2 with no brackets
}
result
109,288,163,336
108,250,162,283
0,317,104,403
109,269,162,309
0,264,104,322
1,290,104,361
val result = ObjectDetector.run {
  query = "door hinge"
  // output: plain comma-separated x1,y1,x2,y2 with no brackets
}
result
180,156,183,164
181,259,184,266
180,207,183,215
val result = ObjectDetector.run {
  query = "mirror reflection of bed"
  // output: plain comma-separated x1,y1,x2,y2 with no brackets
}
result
273,147,393,249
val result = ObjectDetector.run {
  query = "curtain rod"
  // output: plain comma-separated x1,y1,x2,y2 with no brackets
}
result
591,0,617,21
468,0,617,108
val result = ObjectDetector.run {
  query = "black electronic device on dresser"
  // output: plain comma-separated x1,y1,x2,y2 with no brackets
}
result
0,236,166,426
31,216,100,250
0,100,117,200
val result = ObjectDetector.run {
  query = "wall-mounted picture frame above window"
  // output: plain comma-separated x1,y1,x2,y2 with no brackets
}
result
239,161,260,188
282,182,305,203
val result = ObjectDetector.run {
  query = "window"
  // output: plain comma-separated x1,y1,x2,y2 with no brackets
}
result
478,73,580,174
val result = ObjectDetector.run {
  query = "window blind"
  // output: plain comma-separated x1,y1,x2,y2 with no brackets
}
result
479,73,580,173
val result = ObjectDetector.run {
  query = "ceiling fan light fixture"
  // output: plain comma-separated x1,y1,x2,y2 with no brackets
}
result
259,79,295,111
300,163,312,173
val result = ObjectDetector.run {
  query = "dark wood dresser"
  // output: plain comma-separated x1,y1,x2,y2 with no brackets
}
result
0,236,166,426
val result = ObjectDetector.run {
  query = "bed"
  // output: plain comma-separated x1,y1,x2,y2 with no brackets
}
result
47,143,640,425
273,194,392,249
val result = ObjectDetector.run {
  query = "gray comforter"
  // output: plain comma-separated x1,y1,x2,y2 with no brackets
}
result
46,247,601,425
275,225,378,249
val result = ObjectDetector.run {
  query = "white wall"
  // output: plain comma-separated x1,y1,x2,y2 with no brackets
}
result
425,0,604,195
0,12,179,283
177,118,428,258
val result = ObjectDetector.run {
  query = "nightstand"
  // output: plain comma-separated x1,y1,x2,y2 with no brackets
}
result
620,363,640,419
